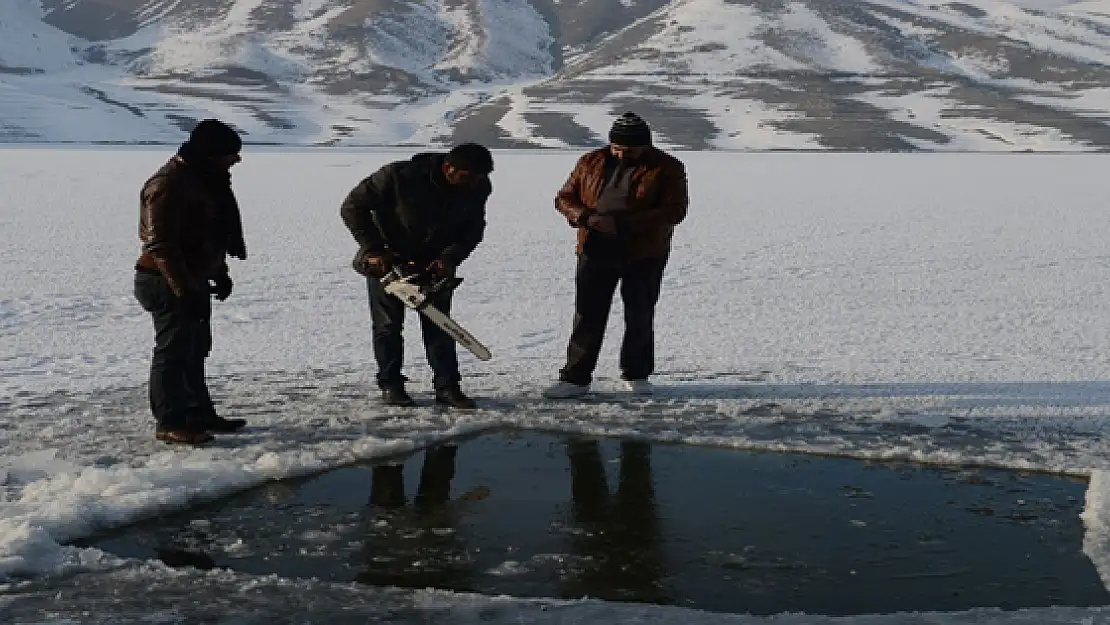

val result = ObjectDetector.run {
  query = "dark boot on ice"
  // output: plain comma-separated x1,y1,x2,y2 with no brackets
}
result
191,410,246,433
435,384,477,410
381,384,415,407
156,428,214,446
200,415,247,433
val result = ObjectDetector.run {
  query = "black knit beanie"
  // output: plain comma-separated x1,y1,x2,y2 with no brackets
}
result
186,119,242,158
608,112,652,147
446,142,494,174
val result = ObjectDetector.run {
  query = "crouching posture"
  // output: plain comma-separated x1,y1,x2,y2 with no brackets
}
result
341,143,494,409
544,112,689,399
133,119,249,445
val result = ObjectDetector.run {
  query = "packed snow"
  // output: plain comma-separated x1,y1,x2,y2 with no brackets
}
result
3,148,1110,622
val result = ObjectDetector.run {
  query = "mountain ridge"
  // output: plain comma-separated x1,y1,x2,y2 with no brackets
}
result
3,0,1110,150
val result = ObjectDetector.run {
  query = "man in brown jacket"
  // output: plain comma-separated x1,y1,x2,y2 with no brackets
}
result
543,112,689,399
133,119,249,445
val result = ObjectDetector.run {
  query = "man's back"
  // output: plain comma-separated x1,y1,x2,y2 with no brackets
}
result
137,158,228,295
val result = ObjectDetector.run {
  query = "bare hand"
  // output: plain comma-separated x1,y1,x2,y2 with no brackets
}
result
586,214,618,235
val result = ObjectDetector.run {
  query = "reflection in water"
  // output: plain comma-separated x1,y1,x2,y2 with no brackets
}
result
83,431,1110,616
357,438,672,601
358,444,475,591
155,547,215,571
563,439,671,604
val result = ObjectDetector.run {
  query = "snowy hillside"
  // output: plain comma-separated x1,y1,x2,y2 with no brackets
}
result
3,0,1110,149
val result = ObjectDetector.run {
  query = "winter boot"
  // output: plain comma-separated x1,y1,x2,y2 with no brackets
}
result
381,384,415,407
197,414,247,433
156,428,214,446
435,384,477,410
621,379,653,396
542,380,590,399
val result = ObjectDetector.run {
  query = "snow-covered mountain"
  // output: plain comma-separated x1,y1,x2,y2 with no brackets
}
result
4,0,1110,149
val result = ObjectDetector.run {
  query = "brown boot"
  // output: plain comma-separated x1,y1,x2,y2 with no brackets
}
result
156,428,214,446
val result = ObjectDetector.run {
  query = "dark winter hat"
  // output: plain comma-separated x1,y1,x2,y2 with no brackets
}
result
186,119,242,157
446,142,494,174
609,111,652,147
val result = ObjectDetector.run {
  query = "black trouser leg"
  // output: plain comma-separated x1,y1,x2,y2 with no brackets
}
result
370,464,406,508
184,307,215,416
618,257,667,381
134,271,211,430
368,276,406,388
415,444,457,510
567,439,609,523
560,255,621,386
418,288,460,391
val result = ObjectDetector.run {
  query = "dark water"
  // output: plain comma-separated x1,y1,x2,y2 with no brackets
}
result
82,431,1110,616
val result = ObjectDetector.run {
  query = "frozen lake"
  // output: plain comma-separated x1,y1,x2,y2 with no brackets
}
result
4,148,1110,623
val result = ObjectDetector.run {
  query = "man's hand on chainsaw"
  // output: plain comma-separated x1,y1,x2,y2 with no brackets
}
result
353,248,395,279
425,257,456,281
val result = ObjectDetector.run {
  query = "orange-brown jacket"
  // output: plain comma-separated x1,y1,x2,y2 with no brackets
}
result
554,146,688,259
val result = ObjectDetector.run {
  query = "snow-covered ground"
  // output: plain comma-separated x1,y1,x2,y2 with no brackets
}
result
3,148,1110,622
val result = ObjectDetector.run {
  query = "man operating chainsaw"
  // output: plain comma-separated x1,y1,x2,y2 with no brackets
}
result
341,143,494,409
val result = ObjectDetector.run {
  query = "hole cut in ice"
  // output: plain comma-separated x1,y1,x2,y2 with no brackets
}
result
81,431,1110,616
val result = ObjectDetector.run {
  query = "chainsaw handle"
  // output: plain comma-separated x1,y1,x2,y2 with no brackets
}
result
428,276,463,294
382,268,462,295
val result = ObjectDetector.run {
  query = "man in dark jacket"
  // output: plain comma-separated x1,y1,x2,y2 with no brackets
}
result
134,119,249,445
341,143,494,409
543,112,689,399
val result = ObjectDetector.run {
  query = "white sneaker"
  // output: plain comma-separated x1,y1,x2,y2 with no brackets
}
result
622,379,653,395
541,380,590,399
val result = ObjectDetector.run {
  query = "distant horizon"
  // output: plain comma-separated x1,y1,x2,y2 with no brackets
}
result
0,141,1105,155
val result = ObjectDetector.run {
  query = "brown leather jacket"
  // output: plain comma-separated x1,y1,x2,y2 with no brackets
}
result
136,157,245,297
555,146,688,259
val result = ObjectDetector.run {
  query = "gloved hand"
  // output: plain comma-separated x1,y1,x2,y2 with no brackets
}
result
353,249,394,279
227,239,247,261
178,290,210,319
586,214,618,235
210,273,233,301
426,257,456,281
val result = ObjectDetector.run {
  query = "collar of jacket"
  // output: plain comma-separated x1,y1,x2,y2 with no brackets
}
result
429,154,450,191
597,145,662,167
629,146,664,165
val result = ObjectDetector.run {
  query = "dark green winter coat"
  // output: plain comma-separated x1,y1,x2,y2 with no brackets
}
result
340,152,490,267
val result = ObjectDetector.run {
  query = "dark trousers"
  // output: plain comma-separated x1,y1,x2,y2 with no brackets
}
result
369,445,458,509
368,277,460,391
559,253,668,386
133,270,214,430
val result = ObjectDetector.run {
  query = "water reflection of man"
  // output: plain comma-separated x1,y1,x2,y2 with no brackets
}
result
359,444,474,591
562,438,670,604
